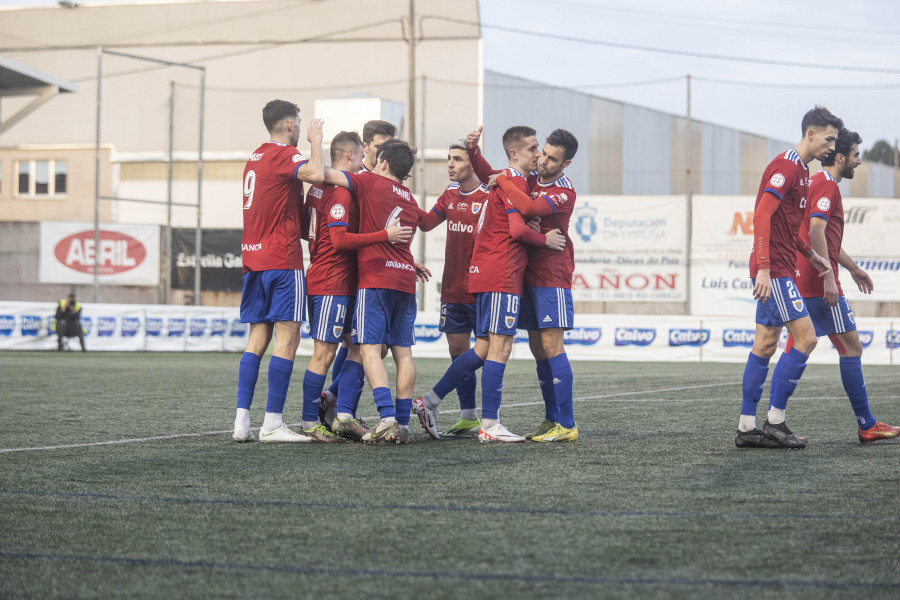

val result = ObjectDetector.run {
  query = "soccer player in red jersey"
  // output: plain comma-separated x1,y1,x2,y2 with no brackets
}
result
302,131,412,442
410,141,489,439
790,128,899,443
325,139,433,443
359,120,396,174
417,126,566,443
735,106,840,449
493,129,580,443
232,100,324,444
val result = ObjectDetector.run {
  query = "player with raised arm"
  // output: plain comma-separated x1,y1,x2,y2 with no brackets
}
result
324,139,434,443
318,119,399,422
232,100,324,443
409,141,489,439
414,126,566,443
735,106,840,450
493,129,580,442
302,131,412,442
790,127,899,443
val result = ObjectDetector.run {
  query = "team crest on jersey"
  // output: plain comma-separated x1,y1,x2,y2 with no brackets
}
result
817,197,831,211
292,154,304,163
333,325,343,338
471,202,483,215
574,203,598,242
770,173,785,188
793,299,804,312
330,204,345,219
504,316,516,329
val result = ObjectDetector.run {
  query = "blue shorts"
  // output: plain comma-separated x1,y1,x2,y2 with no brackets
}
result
804,296,857,337
439,302,477,334
475,291,520,337
518,286,574,331
753,277,808,327
308,294,354,343
352,288,416,347
240,269,306,323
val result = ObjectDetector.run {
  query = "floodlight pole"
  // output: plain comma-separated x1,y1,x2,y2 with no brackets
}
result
165,80,175,305
685,74,693,315
194,69,206,306
93,46,103,304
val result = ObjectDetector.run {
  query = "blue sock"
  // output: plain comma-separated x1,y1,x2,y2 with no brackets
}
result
396,398,412,426
536,359,558,422
237,352,261,410
740,352,769,416
328,345,349,395
456,370,477,412
433,348,484,399
839,356,876,430
481,360,506,420
336,360,365,416
352,385,364,418
549,353,575,429
265,356,294,414
769,348,808,411
372,386,394,419
301,370,327,423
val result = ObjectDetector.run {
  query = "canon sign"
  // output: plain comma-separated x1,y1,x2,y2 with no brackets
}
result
54,230,146,275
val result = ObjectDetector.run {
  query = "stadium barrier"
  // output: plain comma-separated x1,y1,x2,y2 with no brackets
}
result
1,301,896,365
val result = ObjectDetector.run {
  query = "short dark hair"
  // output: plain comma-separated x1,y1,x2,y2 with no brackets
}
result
545,129,579,161
262,100,299,133
330,131,363,162
801,106,843,136
821,128,862,167
502,126,537,158
449,140,467,152
376,139,415,180
363,120,396,144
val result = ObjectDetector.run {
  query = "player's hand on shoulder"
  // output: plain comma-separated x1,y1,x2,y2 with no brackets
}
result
307,119,324,144
386,217,412,244
486,173,501,188
544,228,566,251
466,126,483,150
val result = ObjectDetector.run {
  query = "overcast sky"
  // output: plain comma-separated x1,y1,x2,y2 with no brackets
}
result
3,0,900,151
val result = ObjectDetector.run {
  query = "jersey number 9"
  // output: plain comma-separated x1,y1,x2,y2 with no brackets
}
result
243,170,256,210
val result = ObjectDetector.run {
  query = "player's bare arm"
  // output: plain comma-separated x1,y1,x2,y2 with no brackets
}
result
838,247,874,294
295,118,325,185
323,166,351,189
808,216,839,306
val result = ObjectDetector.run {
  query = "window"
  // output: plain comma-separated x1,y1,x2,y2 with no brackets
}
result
15,160,68,197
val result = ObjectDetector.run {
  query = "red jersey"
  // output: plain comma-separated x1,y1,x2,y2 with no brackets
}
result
524,174,576,288
305,183,358,296
345,171,423,294
432,182,489,304
796,170,843,297
749,149,810,279
468,168,531,296
241,142,307,272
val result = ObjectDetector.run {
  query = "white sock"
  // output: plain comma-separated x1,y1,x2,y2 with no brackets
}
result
767,407,785,425
380,416,397,427
482,418,498,429
399,424,409,431
738,415,756,432
235,408,250,430
301,420,318,431
336,412,353,422
261,412,283,432
461,409,477,421
423,390,441,410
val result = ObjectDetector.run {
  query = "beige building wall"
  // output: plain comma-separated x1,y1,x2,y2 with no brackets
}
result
739,133,768,195
588,98,624,195
669,117,702,195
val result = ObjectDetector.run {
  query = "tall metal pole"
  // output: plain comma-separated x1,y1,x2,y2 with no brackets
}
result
418,74,427,310
193,69,206,306
407,0,416,148
93,46,103,303
685,74,693,315
165,80,175,305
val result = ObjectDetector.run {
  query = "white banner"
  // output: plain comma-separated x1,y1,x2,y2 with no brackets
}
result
2,302,897,364
571,196,687,301
39,221,160,286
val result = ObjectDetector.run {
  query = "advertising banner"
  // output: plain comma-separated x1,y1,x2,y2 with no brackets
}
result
39,221,160,286
172,228,243,292
570,196,687,301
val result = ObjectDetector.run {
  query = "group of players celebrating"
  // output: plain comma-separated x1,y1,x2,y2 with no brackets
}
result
232,99,898,448
232,99,578,444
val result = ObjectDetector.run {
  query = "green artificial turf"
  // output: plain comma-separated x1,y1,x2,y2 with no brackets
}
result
1,351,898,599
